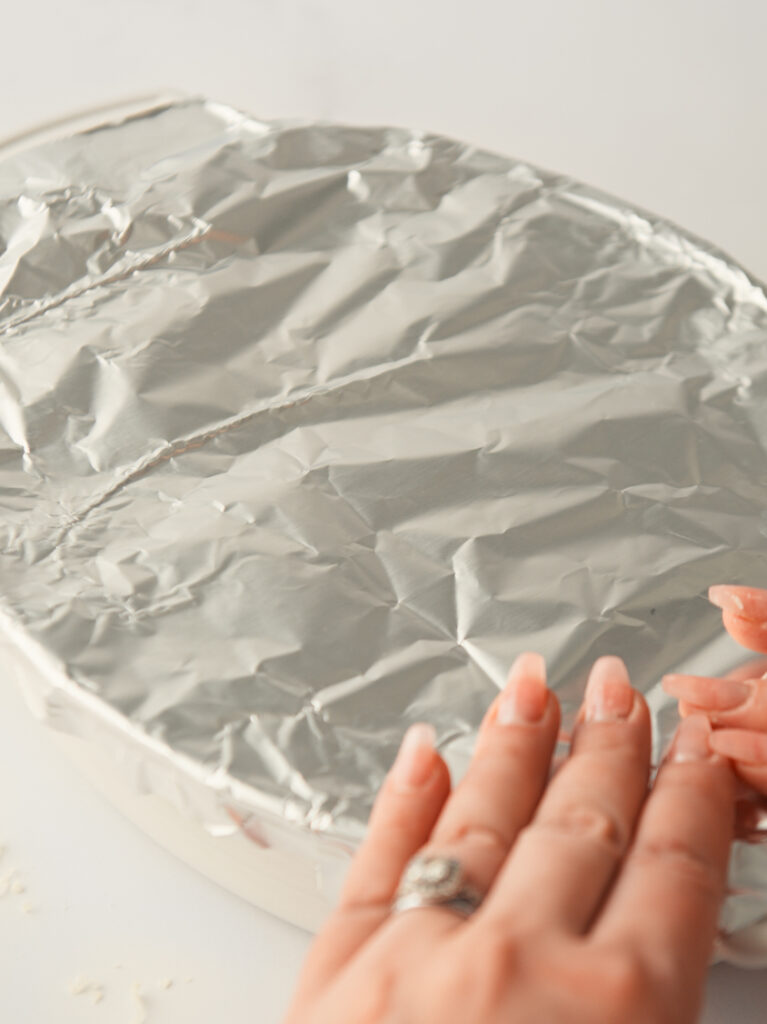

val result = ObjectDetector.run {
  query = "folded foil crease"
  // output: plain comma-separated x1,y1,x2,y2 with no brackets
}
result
0,97,766,956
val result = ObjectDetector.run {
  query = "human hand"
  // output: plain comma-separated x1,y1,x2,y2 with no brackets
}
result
285,655,734,1024
663,585,767,795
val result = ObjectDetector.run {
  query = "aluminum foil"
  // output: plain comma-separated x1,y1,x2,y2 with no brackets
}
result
1,96,767,958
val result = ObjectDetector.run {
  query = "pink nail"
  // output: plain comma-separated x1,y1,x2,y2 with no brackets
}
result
584,656,634,722
497,653,547,725
709,585,747,614
392,723,437,788
662,673,753,711
708,584,767,622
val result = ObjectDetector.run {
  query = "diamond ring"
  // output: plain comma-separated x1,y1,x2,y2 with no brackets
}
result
391,854,483,918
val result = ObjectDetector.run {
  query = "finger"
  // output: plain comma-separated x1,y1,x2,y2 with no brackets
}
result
595,715,735,991
673,658,767,714
708,728,767,796
674,698,745,727
709,584,767,654
419,653,560,895
677,698,694,718
294,724,450,997
662,672,767,730
374,653,561,949
709,727,767,763
480,657,651,936
723,657,767,682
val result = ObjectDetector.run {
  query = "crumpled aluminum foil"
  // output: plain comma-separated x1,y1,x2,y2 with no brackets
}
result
1,96,767,959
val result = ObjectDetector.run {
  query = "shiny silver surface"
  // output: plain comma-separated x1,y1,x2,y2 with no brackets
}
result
1,97,766,956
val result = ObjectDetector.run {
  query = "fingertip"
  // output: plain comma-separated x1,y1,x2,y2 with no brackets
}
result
721,609,767,655
661,673,699,698
389,722,446,792
502,653,548,724
706,584,767,653
374,732,450,823
590,654,630,681
708,584,757,615
583,656,633,722
708,584,734,612
507,651,547,686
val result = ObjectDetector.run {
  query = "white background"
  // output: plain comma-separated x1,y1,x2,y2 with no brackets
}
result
0,1,766,1021
2,0,766,284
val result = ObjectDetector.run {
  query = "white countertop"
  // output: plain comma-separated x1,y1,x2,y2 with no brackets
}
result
1,1,766,1020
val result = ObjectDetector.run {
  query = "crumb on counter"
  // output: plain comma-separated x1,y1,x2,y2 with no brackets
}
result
68,975,105,1004
131,982,147,1024
68,975,92,996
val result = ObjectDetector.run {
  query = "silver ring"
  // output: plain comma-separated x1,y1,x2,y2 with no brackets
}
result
392,854,483,919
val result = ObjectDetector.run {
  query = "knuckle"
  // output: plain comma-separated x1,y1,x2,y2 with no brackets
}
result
538,803,626,854
540,947,658,1024
424,929,519,1015
471,927,521,993
441,822,511,859
601,955,648,1008
632,838,722,895
594,953,661,1022
663,769,735,808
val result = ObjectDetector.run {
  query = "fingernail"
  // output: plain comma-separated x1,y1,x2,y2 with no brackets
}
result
392,723,437,789
584,656,634,722
668,714,713,763
497,653,547,725
709,729,767,764
662,673,753,710
708,585,746,614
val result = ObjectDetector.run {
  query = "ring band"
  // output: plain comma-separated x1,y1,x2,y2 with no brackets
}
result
392,854,483,918
392,891,481,917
